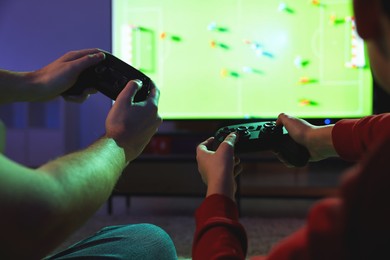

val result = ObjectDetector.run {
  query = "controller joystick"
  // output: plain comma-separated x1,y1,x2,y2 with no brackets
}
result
62,51,152,102
213,121,310,167
237,126,250,137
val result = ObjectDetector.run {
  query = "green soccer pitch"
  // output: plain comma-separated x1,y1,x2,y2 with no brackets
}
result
112,0,372,119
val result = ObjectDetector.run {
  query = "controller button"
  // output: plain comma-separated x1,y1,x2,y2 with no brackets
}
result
95,65,107,74
264,122,276,128
262,125,275,134
237,126,248,132
221,127,231,135
114,78,127,90
237,126,250,137
118,76,128,87
243,130,250,137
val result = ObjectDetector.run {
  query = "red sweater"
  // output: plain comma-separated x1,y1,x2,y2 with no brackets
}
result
193,114,390,260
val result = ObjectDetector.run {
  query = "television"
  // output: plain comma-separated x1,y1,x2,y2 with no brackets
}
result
111,0,373,122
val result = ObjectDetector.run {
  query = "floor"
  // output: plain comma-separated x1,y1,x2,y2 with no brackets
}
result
58,158,348,258
57,195,315,258
103,195,317,218
58,155,353,258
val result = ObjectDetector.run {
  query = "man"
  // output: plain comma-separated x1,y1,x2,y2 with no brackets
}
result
0,49,177,259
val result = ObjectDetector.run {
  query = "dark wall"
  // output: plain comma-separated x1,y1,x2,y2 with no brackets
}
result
0,0,111,70
0,0,112,148
374,79,390,114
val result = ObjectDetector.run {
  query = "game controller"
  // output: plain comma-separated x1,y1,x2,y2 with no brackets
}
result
212,121,310,167
62,51,151,101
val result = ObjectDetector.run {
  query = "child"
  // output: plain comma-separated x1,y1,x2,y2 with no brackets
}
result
193,0,390,259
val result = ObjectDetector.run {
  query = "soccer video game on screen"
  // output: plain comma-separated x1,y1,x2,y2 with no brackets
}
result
112,0,372,120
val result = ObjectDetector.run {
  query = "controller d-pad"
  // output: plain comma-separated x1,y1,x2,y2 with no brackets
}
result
221,127,231,135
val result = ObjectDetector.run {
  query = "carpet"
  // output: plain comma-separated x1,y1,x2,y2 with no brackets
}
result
56,210,305,259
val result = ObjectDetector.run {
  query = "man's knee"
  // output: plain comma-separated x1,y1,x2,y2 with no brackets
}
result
120,223,177,259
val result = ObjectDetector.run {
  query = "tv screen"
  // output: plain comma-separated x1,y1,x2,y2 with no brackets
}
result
111,0,372,120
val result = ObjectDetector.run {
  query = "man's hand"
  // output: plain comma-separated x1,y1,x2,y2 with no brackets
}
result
105,79,162,162
28,49,105,102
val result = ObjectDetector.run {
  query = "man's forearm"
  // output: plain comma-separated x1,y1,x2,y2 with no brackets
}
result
0,136,129,259
33,137,127,254
38,136,127,214
0,120,5,153
0,70,38,103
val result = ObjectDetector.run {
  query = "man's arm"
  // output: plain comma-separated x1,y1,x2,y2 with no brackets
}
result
0,120,5,153
0,79,162,259
0,49,104,103
0,137,125,259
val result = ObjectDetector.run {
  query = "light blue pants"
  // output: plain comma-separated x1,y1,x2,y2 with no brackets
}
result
45,224,178,259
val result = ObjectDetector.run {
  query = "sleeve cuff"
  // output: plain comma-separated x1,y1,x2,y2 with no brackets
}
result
196,194,239,226
332,119,361,161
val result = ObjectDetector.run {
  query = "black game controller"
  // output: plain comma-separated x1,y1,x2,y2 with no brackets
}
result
213,121,310,167
62,51,151,102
